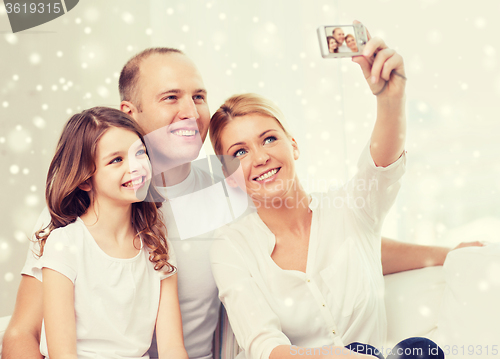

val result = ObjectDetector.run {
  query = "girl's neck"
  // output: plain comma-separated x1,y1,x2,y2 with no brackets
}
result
80,200,134,244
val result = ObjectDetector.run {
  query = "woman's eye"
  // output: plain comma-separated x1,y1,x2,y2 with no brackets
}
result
233,148,247,157
264,136,277,144
136,148,146,156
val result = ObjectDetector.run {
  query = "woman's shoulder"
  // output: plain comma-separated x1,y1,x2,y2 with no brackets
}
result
211,212,269,260
214,211,263,240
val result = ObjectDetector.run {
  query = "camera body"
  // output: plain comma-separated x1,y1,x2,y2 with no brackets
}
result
317,23,368,58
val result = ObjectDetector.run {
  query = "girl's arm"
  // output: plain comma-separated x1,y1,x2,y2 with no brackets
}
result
156,273,188,359
352,22,407,168
42,268,78,359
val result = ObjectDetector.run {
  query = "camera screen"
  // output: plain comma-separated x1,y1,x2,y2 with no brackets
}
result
324,25,359,54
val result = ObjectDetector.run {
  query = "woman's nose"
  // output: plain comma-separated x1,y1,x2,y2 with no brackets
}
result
252,148,270,166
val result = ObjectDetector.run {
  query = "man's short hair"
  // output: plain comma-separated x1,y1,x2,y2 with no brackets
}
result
332,28,342,36
119,47,183,110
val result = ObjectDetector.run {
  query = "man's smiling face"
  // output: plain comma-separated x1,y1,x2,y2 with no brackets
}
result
130,52,210,171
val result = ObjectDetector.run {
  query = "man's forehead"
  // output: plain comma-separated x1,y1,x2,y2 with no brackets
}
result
137,53,204,87
140,52,189,73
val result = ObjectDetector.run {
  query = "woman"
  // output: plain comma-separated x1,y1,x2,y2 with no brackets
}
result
209,30,443,359
327,36,339,53
345,34,359,52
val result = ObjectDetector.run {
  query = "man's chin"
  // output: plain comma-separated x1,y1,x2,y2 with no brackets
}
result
149,149,201,175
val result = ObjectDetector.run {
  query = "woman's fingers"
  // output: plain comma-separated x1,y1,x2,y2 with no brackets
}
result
353,19,372,41
362,37,388,59
370,48,396,82
352,55,372,79
380,53,404,82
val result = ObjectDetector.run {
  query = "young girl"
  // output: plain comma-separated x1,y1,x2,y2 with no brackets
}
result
33,107,187,359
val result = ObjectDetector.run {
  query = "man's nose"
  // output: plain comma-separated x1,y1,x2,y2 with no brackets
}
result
179,97,199,120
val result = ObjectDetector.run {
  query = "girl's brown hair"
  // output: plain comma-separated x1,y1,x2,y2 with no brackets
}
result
36,107,174,273
209,93,292,156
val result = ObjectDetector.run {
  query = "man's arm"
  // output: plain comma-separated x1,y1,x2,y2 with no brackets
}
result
381,237,485,275
2,275,44,359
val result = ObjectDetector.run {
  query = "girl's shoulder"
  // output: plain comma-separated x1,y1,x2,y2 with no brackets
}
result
48,218,88,245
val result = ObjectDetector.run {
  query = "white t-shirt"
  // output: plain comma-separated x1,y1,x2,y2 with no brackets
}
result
149,163,225,359
22,163,224,359
337,43,351,53
32,217,176,359
210,144,406,359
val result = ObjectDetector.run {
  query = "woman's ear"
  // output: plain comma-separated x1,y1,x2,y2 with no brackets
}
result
78,179,92,192
291,138,300,160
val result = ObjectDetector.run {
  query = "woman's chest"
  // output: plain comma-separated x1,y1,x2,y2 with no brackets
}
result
257,233,383,344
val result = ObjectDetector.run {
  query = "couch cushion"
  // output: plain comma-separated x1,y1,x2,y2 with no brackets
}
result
431,243,500,359
384,266,445,347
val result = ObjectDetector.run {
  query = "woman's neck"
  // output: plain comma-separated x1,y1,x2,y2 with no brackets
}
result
255,182,312,235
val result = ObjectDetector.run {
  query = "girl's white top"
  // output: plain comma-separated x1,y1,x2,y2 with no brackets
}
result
210,143,406,359
33,217,176,359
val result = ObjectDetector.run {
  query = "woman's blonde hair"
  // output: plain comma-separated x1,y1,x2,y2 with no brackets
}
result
209,93,292,156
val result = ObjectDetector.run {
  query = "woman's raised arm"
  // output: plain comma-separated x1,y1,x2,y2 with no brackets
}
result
352,22,407,168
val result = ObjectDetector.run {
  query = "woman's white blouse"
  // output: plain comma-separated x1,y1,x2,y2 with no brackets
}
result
210,144,406,359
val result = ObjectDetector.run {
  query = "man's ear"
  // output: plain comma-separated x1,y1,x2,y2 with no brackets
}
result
120,100,138,118
291,138,300,160
78,180,92,192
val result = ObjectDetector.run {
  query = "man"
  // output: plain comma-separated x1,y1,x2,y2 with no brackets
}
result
332,27,350,53
2,47,483,359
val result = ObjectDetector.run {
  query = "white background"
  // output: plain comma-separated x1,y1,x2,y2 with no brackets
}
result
1,0,499,317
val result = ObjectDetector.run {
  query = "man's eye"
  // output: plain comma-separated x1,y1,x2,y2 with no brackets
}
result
163,95,177,101
264,136,277,144
233,149,246,157
194,95,205,102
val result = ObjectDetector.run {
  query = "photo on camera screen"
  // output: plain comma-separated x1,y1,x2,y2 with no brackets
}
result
325,25,358,54
317,24,367,58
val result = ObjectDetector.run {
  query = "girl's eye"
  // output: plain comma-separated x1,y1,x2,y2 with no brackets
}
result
264,136,277,145
233,148,247,157
110,157,122,164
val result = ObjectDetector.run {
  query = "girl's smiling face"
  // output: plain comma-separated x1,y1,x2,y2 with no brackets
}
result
220,114,300,204
329,38,338,52
89,127,152,205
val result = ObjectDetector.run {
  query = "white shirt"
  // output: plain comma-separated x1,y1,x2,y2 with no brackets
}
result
146,162,229,359
210,144,406,359
32,218,176,359
337,43,352,53
22,163,229,359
